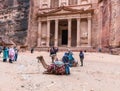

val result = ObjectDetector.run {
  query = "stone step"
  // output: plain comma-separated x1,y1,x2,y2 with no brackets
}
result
33,47,120,55
34,47,96,52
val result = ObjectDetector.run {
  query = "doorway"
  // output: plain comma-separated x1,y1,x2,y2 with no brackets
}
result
62,30,68,45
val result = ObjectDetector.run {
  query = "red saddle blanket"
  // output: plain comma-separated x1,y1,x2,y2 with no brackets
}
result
47,64,65,74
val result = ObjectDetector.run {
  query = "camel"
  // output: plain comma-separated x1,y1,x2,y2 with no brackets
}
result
37,56,70,75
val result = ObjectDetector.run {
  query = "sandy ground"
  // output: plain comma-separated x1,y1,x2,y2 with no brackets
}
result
0,51,120,91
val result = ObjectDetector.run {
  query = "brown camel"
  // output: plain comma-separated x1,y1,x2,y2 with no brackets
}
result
37,56,67,75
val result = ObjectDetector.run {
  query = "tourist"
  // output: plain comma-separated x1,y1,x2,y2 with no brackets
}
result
62,52,70,74
79,50,84,66
98,47,102,52
109,46,113,54
68,49,74,61
62,52,69,63
9,46,15,63
31,47,34,53
0,46,3,54
3,46,8,62
50,46,58,63
67,49,74,66
14,47,18,61
68,49,78,67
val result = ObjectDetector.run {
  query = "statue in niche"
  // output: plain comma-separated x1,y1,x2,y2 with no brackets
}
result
81,32,88,40
42,3,48,8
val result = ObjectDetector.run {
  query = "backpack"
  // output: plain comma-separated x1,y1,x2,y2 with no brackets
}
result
9,49,15,58
15,49,18,54
80,53,84,58
50,48,55,55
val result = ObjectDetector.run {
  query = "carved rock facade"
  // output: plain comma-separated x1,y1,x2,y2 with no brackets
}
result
1,0,119,49
28,0,100,48
98,0,120,48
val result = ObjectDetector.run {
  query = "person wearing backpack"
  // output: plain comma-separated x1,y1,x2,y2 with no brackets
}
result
79,50,84,67
50,46,58,63
9,46,15,63
3,46,8,62
14,47,18,61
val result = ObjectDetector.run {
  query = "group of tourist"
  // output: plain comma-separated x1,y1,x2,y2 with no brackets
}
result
2,46,18,63
50,46,84,67
48,46,84,75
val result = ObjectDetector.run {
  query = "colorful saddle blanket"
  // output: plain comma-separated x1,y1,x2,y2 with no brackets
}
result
47,63,65,75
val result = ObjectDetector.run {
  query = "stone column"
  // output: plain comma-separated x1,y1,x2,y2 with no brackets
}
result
88,17,92,47
55,19,58,47
59,0,62,6
88,0,91,3
78,0,81,5
37,21,42,47
77,18,81,47
68,19,72,47
66,0,69,6
46,20,50,47
98,4,103,48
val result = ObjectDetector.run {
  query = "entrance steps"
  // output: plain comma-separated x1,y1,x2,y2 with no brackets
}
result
35,46,97,52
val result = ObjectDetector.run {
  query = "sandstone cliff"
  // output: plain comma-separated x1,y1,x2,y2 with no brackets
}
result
0,0,30,45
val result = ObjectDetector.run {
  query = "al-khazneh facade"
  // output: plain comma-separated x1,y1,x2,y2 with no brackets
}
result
27,0,120,49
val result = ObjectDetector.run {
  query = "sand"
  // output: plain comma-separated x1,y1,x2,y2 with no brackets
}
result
0,51,120,91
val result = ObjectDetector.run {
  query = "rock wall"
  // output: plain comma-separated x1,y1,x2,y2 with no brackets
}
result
91,2,99,48
27,0,39,47
101,0,111,47
99,0,120,47
0,0,30,45
110,0,120,47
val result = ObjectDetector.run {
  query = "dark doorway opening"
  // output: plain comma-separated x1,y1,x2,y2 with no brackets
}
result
62,30,68,45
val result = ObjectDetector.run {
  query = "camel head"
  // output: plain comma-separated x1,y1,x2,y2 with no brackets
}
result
37,56,43,63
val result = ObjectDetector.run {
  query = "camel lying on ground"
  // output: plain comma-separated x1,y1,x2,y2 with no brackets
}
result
37,56,70,75
50,54,78,67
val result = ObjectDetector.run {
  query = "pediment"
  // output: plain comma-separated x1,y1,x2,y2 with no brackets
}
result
40,6,83,15
37,6,94,17
49,6,84,14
